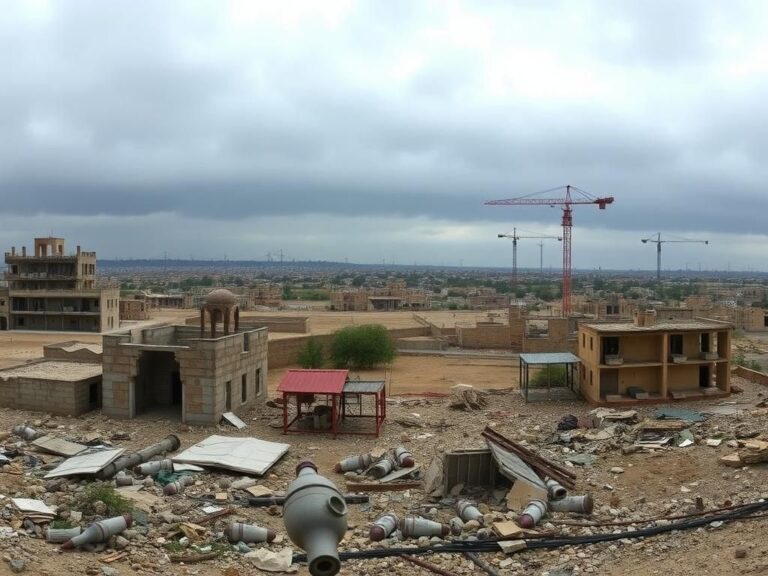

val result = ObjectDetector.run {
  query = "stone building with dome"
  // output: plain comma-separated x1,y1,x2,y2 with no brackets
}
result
101,289,268,425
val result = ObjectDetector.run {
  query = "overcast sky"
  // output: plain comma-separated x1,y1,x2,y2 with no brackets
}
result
1,1,766,271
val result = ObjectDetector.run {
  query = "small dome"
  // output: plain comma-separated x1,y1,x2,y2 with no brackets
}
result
206,288,238,306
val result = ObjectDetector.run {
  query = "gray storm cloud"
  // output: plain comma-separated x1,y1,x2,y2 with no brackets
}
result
0,0,766,264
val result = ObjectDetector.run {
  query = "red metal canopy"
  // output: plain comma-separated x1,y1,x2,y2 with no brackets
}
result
277,369,349,394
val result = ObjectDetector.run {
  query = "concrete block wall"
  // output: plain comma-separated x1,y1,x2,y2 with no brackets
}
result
0,376,99,416
101,333,136,418
456,323,512,349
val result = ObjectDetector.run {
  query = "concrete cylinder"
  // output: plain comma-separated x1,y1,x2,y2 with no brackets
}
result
368,458,394,479
46,527,82,543
449,517,464,535
394,447,415,467
546,479,567,500
163,476,194,496
12,425,42,441
97,435,180,479
333,453,373,473
226,522,276,543
134,458,174,476
369,513,398,541
455,500,484,524
61,514,133,549
283,460,348,576
115,474,134,487
398,516,450,538
518,500,548,529
548,494,594,515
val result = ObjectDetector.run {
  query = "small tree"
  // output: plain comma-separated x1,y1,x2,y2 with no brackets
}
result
330,324,396,369
297,337,325,368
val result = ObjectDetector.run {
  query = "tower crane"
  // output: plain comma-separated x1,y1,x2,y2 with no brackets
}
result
641,233,709,281
486,185,614,316
497,228,561,290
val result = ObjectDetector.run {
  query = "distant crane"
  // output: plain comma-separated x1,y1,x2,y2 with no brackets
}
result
486,185,614,316
641,233,709,281
497,228,561,290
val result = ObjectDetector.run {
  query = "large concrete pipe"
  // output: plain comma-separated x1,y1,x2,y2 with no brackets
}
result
545,479,568,500
283,460,348,576
548,494,594,514
518,500,549,528
333,453,373,473
95,434,180,479
369,513,398,541
399,516,450,538
226,522,276,543
61,514,133,549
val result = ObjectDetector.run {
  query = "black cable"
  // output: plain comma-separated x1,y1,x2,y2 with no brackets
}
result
292,499,768,563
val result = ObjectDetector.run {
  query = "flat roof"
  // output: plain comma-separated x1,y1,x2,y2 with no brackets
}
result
0,361,102,382
343,380,385,394
520,352,581,365
581,320,729,333
278,369,349,394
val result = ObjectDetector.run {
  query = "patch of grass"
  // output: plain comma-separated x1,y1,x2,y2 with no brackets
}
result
50,518,75,529
75,483,133,517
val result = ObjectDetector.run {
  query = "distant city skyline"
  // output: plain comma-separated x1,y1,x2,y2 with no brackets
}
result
1,2,767,270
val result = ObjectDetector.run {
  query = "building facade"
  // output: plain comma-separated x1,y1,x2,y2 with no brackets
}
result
3,237,119,332
102,289,268,425
578,312,731,405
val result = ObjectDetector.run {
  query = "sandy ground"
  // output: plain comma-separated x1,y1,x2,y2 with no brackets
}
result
268,355,518,395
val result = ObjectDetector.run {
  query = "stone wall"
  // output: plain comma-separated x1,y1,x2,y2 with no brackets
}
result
0,375,99,416
733,365,768,386
187,315,310,334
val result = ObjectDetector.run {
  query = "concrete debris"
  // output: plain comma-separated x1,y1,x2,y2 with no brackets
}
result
449,384,488,410
244,547,296,573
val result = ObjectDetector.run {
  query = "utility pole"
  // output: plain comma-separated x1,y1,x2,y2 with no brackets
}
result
538,242,544,275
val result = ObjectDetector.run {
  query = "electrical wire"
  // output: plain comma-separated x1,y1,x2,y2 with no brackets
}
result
291,499,768,563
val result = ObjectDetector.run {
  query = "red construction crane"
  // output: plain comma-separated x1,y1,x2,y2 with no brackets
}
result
486,185,614,316
497,228,562,291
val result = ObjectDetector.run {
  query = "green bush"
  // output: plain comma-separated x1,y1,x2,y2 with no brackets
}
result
330,324,396,369
75,483,133,517
297,337,325,368
530,365,567,388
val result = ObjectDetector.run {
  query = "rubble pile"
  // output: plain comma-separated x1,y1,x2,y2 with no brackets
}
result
0,374,765,575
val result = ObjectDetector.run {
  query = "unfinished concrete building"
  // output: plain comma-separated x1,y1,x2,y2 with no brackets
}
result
119,298,150,321
0,341,103,416
578,311,731,405
3,237,119,332
102,289,268,425
467,288,511,310
0,286,8,330
330,289,371,311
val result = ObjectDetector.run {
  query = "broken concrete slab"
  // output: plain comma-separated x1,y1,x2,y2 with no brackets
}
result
221,412,247,430
44,448,125,478
172,435,289,476
32,435,87,457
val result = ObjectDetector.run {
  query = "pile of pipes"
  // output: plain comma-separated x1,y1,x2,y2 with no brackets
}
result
334,445,415,479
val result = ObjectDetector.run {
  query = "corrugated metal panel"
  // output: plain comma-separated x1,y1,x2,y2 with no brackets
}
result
520,352,581,365
277,369,349,394
343,380,385,394
486,441,546,489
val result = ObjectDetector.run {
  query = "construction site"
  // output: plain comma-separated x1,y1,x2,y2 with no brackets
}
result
0,180,765,576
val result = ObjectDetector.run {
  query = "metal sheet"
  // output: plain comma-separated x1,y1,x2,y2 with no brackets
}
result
44,448,125,478
277,369,349,394
486,441,546,489
172,435,289,476
221,412,247,430
32,435,88,457
343,381,385,394
519,352,581,365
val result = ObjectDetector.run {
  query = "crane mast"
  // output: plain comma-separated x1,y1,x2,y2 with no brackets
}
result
486,185,614,316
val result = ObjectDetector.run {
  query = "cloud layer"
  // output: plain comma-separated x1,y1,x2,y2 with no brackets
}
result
1,1,767,268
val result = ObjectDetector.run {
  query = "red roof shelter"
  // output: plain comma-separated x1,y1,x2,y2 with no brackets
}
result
277,369,386,437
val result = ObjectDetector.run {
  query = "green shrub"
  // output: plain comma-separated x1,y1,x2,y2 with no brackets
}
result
530,365,567,388
75,483,133,517
330,324,396,369
297,337,325,368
